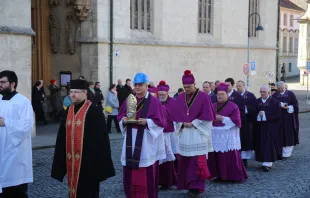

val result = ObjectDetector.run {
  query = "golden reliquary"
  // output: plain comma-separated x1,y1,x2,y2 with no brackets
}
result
126,94,138,124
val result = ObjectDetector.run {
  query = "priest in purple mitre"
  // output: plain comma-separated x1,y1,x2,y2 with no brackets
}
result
272,81,299,158
236,80,257,167
207,83,248,182
172,70,215,197
117,73,166,198
156,80,180,190
203,81,217,103
255,85,282,172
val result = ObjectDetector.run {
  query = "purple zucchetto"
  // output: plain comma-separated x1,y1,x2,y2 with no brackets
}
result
157,80,170,92
148,85,156,93
217,82,229,92
182,70,195,85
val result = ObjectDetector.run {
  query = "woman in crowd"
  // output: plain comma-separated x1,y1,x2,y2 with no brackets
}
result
106,84,121,133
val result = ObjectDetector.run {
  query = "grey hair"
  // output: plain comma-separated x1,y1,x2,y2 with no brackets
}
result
215,80,220,83
260,84,270,92
149,81,155,86
277,81,285,87
237,80,246,86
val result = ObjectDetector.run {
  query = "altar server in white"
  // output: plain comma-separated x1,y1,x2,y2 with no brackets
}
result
0,70,34,198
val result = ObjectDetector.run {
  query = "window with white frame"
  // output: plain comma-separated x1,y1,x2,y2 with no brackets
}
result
294,38,298,53
249,0,259,37
290,15,294,27
283,35,287,52
198,0,212,34
283,14,287,26
130,0,152,31
289,37,293,52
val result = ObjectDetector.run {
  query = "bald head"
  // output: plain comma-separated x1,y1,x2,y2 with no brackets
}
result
277,81,286,93
260,85,270,99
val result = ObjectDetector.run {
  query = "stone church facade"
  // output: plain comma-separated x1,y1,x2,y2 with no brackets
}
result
0,0,278,100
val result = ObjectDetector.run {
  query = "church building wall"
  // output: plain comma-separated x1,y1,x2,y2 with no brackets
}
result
89,0,278,95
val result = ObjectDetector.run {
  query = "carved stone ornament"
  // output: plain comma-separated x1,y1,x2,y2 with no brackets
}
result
49,0,60,6
74,0,91,21
66,14,76,54
66,0,75,5
49,14,60,54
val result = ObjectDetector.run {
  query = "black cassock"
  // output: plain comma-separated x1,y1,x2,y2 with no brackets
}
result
254,97,282,162
51,101,115,198
240,91,257,151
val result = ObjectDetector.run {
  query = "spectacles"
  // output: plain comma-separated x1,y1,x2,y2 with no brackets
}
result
0,81,8,85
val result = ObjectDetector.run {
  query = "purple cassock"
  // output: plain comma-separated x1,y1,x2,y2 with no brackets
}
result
159,96,177,187
254,97,282,162
171,89,215,192
209,92,217,103
272,90,299,146
208,101,248,182
240,91,257,151
117,94,166,198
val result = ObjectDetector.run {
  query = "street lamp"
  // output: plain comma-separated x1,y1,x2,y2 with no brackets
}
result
247,13,264,87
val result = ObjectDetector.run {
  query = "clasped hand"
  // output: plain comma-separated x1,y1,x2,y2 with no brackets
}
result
215,114,224,122
0,117,5,126
183,122,193,128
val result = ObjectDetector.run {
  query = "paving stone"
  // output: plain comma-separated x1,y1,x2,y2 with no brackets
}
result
28,113,310,197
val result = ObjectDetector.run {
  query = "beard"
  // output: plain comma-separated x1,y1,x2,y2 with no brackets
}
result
0,86,12,95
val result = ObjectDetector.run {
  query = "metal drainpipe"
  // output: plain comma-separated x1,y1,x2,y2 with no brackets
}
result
109,0,114,86
275,0,280,82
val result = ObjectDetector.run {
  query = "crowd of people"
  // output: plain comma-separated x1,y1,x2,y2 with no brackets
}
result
0,69,299,198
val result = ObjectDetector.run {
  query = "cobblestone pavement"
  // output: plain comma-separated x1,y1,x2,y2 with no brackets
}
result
29,113,310,198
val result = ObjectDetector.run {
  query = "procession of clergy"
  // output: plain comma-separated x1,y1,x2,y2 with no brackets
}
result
0,69,299,198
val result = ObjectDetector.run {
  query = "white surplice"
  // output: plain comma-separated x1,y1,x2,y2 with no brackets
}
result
0,93,34,189
120,119,166,167
120,92,166,167
177,119,213,157
211,117,241,152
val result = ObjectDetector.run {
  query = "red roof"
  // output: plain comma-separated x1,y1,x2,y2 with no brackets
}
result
280,0,305,12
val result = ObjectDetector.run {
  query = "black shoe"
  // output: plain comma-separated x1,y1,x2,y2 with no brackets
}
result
262,166,270,172
242,159,248,168
187,190,201,198
159,185,169,190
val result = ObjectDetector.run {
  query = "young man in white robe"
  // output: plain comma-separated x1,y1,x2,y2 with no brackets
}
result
0,70,34,198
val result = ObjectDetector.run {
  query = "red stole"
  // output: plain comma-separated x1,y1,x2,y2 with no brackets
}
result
66,100,91,198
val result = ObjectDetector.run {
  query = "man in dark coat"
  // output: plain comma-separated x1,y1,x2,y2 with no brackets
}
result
51,79,115,198
236,80,257,167
225,78,245,117
255,85,282,172
117,78,133,107
272,81,299,158
202,81,217,103
32,81,47,124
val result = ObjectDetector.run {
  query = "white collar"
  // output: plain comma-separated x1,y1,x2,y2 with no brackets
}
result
280,90,286,95
208,91,212,95
262,96,269,103
241,90,246,96
228,89,234,97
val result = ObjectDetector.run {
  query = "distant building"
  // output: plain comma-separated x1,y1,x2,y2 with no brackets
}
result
279,0,305,78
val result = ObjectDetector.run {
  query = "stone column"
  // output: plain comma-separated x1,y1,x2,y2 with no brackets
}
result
0,0,35,135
